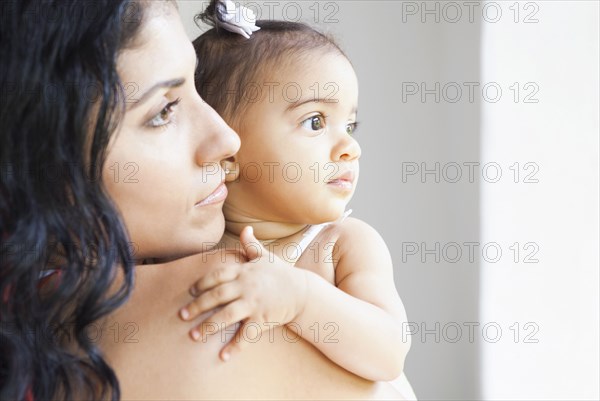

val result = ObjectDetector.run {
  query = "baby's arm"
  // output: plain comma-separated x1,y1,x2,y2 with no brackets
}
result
290,217,411,381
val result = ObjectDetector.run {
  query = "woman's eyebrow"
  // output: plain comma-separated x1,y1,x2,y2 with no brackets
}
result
128,78,185,109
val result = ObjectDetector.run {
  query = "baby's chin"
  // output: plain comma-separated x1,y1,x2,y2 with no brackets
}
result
222,196,349,227
302,204,350,225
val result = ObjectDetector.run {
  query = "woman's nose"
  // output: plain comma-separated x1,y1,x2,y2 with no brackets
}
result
193,102,240,165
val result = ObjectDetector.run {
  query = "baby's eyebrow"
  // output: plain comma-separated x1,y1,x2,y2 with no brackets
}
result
286,97,319,112
286,99,359,118
286,97,341,112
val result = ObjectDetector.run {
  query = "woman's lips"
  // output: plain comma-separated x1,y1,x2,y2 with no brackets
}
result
195,183,228,207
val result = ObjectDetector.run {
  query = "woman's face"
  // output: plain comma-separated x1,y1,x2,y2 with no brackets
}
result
104,4,240,260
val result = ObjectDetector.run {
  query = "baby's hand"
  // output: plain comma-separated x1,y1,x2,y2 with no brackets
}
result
179,227,308,361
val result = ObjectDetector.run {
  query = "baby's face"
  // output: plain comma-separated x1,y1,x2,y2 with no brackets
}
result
226,51,361,224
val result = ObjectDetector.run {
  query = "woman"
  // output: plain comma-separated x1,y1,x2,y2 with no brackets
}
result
1,1,402,399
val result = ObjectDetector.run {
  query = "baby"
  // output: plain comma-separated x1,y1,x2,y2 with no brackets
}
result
179,1,415,398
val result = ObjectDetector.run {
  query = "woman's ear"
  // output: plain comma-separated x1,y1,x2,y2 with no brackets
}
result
222,156,240,182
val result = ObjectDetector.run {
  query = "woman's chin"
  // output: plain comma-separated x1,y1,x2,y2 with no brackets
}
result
191,216,226,250
149,218,226,263
152,241,222,264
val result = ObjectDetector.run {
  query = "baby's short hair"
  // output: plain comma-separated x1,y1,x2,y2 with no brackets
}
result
193,19,347,128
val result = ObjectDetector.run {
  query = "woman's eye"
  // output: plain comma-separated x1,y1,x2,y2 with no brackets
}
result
301,115,325,131
147,98,181,128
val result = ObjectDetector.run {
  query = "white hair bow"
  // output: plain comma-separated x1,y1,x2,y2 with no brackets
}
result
215,0,260,39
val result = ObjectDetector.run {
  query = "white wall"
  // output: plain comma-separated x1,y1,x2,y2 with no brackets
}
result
479,1,599,399
177,1,599,399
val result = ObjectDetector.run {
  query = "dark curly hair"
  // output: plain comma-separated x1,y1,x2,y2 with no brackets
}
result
1,1,151,400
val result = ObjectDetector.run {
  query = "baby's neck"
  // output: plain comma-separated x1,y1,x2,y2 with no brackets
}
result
223,203,308,244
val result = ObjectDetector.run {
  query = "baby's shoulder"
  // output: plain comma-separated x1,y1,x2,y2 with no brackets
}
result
332,216,386,243
330,217,391,259
326,217,394,283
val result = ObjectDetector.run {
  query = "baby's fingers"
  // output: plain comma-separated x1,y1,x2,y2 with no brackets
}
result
189,264,241,297
180,282,240,321
239,226,265,261
220,319,255,361
189,301,248,342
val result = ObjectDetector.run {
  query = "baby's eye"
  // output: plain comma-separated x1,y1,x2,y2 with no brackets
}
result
147,98,181,128
301,114,326,131
346,122,358,135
